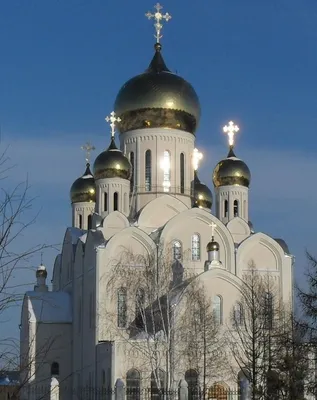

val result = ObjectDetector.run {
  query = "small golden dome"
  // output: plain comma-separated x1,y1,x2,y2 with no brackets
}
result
213,147,251,188
70,164,96,204
206,240,220,252
93,138,132,180
193,171,212,209
114,44,201,135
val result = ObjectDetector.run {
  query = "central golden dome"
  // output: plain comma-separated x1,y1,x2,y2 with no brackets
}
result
114,43,201,134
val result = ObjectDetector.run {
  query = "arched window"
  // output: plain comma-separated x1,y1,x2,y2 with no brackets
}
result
180,153,185,194
172,241,182,260
113,192,118,211
130,152,135,192
104,192,108,212
213,295,223,325
243,200,247,218
185,369,199,400
78,214,83,229
224,200,228,218
233,302,243,326
87,214,92,230
264,292,273,329
151,369,166,400
124,193,128,214
162,150,171,192
145,150,152,191
191,234,201,261
127,369,141,400
51,362,59,376
117,287,127,328
234,199,239,217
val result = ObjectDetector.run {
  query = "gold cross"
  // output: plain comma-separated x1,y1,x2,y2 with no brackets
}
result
145,3,172,43
105,111,121,138
192,148,203,171
223,121,239,148
209,222,217,238
81,142,95,164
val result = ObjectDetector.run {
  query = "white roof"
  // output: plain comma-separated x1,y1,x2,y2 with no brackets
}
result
25,291,72,323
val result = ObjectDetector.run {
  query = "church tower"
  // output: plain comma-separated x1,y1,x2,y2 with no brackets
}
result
70,143,96,230
213,121,251,224
93,112,132,218
113,4,201,213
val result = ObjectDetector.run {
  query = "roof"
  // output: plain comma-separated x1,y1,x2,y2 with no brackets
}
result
274,238,290,255
0,371,19,385
25,291,72,323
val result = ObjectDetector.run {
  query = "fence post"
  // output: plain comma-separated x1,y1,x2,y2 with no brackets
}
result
115,379,125,400
178,379,188,400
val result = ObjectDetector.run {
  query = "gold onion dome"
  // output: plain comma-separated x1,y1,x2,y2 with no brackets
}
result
93,138,132,180
193,171,213,209
206,239,220,252
114,43,201,135
70,164,96,204
213,147,251,188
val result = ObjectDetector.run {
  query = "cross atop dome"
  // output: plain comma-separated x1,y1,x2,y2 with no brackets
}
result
209,222,217,239
146,3,172,43
81,142,95,164
223,121,239,149
105,111,121,139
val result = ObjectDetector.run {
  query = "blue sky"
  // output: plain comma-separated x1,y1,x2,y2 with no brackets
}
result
1,0,317,348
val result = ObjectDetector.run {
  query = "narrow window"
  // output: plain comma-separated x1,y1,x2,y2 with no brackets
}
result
180,153,185,194
130,152,134,192
87,214,92,230
145,150,152,191
191,234,200,261
117,287,127,328
172,241,182,260
78,214,83,229
244,200,247,218
124,192,128,214
113,192,118,211
233,302,243,326
104,192,108,212
224,200,228,218
185,369,199,400
127,369,141,400
162,150,171,192
135,288,145,318
234,199,239,217
51,362,59,376
213,295,222,325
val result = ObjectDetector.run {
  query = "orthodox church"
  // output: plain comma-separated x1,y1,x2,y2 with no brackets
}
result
20,4,294,398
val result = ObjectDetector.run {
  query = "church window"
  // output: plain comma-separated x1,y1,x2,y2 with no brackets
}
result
172,241,182,260
151,369,166,400
130,152,134,192
180,153,185,194
233,302,243,326
213,295,223,325
185,369,199,400
87,214,92,230
162,150,171,192
234,199,239,217
243,200,246,218
264,292,274,329
191,234,201,261
104,192,108,212
117,287,127,328
126,369,141,400
51,362,59,376
224,200,228,218
124,192,128,214
78,214,83,229
113,192,118,211
145,150,152,191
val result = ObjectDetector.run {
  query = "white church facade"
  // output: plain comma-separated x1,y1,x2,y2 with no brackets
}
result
20,4,294,399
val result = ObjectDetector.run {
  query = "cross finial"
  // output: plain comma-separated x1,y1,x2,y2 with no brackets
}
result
223,121,239,149
209,222,217,239
192,148,203,171
105,111,121,139
145,3,172,43
81,142,95,164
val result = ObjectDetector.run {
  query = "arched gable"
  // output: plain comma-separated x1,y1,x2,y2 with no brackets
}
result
137,195,189,232
99,211,129,240
226,217,251,244
236,232,285,276
160,208,235,273
52,254,62,291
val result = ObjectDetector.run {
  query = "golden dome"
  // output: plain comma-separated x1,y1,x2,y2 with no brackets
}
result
93,138,132,180
193,171,213,209
70,164,96,204
206,240,220,252
114,43,201,135
213,147,251,188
